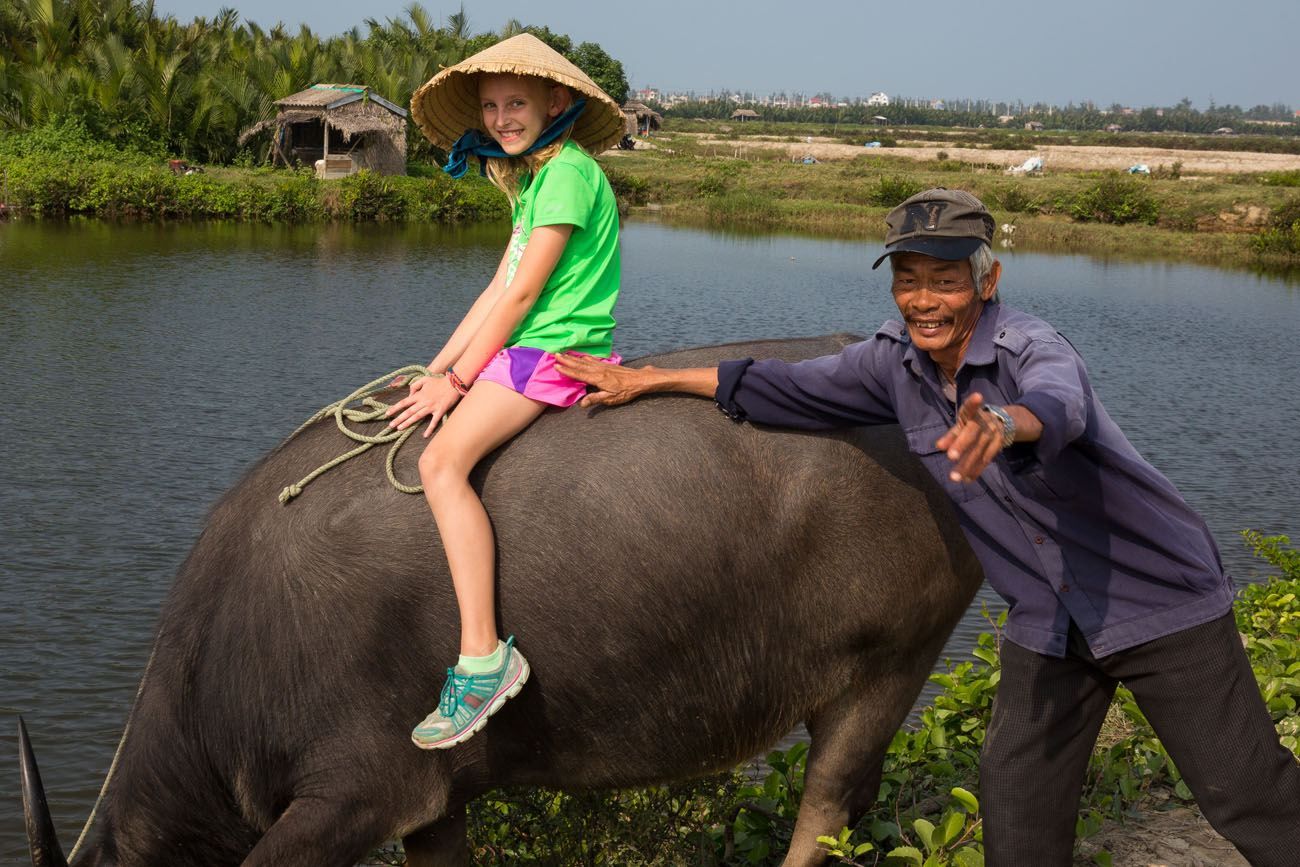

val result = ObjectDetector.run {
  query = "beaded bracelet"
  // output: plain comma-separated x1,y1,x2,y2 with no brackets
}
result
446,367,470,396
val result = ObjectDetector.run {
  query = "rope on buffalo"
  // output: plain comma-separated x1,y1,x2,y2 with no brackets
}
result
278,365,445,504
68,643,158,861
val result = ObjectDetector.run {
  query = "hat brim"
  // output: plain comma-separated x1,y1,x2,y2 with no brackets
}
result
410,34,626,157
871,236,986,270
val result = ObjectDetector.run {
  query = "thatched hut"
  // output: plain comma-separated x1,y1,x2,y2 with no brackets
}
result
622,101,663,135
239,84,408,176
731,109,760,122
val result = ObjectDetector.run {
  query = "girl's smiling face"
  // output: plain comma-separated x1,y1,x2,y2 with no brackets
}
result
478,74,568,155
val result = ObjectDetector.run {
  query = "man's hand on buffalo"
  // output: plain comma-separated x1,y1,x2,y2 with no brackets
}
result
555,353,657,407
556,353,721,408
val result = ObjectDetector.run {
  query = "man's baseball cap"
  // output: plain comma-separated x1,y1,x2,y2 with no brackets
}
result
870,188,996,269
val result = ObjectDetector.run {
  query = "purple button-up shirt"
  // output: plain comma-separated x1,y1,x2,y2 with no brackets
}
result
715,302,1233,658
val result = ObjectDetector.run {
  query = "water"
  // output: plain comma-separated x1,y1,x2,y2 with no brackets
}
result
2,218,1298,861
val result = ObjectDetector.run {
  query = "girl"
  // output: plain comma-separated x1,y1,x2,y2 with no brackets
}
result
391,34,626,749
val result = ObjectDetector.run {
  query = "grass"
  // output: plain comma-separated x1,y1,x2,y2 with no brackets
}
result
595,125,1300,273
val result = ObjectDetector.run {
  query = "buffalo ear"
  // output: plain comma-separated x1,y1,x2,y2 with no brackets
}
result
19,717,70,867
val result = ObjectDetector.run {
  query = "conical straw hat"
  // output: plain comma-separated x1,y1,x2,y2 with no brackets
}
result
411,33,625,156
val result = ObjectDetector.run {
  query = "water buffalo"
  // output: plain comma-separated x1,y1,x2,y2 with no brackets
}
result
21,335,983,867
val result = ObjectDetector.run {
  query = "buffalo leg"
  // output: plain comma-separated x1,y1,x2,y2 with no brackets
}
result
784,673,920,866
403,806,469,867
239,798,386,867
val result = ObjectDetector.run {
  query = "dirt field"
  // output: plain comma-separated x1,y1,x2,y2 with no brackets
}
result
1075,803,1249,867
679,134,1300,175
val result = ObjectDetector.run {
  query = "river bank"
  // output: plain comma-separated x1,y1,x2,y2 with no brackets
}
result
600,127,1300,272
3,120,1299,272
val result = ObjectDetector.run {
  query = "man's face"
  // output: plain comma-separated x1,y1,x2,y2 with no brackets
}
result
889,252,997,370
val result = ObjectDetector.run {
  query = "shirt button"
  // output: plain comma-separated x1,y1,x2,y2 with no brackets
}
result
999,331,1006,338
1034,536,1044,544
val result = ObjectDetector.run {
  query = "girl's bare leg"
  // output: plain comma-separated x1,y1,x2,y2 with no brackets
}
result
417,381,546,657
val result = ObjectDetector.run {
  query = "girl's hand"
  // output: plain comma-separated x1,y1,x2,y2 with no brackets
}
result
385,374,461,437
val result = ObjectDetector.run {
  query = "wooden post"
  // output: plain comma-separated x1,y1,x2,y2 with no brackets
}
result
323,118,330,161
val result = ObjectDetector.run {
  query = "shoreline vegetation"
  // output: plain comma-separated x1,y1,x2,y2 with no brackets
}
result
3,117,1300,273
367,533,1295,867
596,123,1300,273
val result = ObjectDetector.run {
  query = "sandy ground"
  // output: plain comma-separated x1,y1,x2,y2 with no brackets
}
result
675,134,1300,175
1075,804,1249,867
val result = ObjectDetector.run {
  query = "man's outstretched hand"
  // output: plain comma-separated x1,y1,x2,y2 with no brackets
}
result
936,392,1008,483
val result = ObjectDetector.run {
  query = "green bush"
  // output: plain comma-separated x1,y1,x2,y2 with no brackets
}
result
336,171,405,221
1236,531,1300,751
0,117,162,164
1258,170,1300,188
601,165,651,206
990,185,1038,214
465,778,741,864
0,148,509,223
1150,161,1183,180
1069,174,1160,224
870,175,925,207
1252,197,1300,256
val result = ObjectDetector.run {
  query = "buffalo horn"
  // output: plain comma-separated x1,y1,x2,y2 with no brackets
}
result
18,717,69,867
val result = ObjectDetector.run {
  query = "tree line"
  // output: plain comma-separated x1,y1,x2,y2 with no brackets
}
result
0,0,630,164
659,100,1299,138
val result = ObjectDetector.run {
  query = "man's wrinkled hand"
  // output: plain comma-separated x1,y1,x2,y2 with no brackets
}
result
555,353,655,408
935,392,1006,483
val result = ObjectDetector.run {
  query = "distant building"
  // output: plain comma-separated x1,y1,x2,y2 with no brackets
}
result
1105,123,1123,132
997,114,1016,125
930,99,946,111
1024,121,1045,131
239,83,408,176
866,91,890,107
622,102,663,135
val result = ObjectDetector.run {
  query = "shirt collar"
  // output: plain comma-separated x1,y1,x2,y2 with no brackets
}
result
961,300,1002,368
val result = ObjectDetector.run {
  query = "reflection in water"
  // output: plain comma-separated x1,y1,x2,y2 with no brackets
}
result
1,218,1298,861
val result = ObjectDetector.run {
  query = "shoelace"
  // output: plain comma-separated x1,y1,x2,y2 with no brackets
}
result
439,668,483,717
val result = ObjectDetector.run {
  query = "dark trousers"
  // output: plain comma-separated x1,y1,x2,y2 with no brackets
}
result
980,613,1300,867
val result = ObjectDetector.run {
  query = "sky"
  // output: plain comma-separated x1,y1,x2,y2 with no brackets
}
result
150,0,1298,110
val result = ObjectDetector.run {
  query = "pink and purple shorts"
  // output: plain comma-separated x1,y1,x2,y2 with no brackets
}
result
475,347,621,407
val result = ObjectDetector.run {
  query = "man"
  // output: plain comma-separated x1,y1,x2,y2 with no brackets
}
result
555,189,1300,866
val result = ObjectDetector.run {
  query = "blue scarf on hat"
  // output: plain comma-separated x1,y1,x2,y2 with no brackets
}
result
443,98,588,180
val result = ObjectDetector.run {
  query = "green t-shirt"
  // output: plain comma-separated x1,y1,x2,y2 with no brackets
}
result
504,140,621,356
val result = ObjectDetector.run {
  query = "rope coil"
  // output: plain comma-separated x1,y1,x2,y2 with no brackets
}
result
279,365,442,503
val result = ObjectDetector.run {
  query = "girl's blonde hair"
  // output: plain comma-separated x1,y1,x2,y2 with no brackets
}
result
479,75,580,207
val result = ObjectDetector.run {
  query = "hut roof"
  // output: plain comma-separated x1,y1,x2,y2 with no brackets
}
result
731,109,760,119
621,100,664,134
275,84,408,118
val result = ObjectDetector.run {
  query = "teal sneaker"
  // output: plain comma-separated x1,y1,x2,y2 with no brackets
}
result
411,636,530,749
